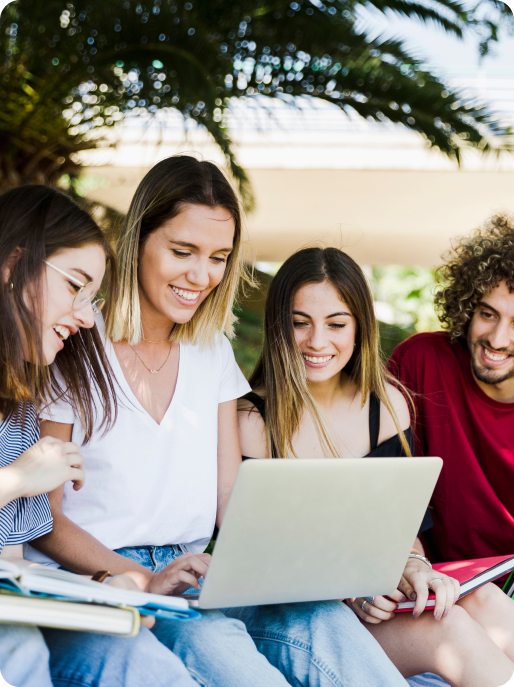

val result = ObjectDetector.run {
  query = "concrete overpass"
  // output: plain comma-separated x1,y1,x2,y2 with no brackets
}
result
79,72,514,266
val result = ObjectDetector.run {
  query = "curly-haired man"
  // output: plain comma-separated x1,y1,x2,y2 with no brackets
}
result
389,214,514,566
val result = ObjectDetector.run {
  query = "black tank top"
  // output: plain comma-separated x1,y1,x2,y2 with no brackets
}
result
240,391,432,534
241,391,415,458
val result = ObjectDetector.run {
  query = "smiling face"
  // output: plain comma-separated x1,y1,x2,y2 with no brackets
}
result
137,203,235,329
37,244,106,365
292,281,357,384
467,280,514,391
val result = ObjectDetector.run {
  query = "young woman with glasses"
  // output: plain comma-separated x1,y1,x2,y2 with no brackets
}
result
32,155,411,687
0,185,195,687
237,246,514,687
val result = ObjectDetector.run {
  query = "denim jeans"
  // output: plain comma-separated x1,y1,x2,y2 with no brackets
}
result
0,623,195,687
0,625,53,687
115,544,408,687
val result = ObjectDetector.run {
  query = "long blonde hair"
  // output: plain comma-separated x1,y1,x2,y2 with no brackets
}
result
106,155,248,347
248,247,413,458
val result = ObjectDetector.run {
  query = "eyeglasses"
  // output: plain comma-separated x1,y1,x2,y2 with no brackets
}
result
44,260,105,316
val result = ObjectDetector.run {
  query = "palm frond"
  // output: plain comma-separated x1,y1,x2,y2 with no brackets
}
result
360,0,469,37
0,0,511,206
201,117,255,211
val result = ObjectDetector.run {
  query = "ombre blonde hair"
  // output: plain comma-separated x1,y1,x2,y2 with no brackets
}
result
246,247,413,458
106,155,247,347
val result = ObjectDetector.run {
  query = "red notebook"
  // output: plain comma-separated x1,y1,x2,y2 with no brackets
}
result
394,554,514,612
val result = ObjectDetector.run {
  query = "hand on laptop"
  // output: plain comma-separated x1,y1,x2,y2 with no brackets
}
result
398,558,460,621
144,553,211,596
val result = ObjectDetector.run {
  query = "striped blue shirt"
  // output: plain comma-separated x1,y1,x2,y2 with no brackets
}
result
0,404,53,552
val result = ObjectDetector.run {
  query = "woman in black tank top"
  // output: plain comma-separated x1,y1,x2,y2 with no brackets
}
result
237,248,509,685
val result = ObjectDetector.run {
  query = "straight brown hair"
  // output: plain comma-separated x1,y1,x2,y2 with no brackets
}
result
0,185,118,437
248,247,413,458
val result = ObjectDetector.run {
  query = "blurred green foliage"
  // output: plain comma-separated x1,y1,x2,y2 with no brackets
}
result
232,268,270,378
373,265,440,333
378,321,415,359
232,306,265,379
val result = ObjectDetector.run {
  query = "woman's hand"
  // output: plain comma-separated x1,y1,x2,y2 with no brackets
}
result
0,436,85,504
347,592,403,624
144,553,211,596
107,574,155,629
399,558,460,620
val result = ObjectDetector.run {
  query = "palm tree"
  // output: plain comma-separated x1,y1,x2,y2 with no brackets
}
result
0,0,511,207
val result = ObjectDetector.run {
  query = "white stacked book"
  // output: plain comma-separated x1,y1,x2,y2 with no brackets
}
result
0,560,198,636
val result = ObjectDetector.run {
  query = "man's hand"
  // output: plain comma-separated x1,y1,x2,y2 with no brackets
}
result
399,558,460,620
144,553,211,596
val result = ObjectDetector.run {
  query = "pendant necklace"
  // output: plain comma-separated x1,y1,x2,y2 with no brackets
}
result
129,342,172,374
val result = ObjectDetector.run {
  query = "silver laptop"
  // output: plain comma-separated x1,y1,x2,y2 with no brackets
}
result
186,457,442,609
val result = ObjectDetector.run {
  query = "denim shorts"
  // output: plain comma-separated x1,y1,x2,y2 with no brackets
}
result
114,544,184,572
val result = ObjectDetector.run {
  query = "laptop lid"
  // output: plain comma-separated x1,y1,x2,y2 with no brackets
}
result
196,457,442,609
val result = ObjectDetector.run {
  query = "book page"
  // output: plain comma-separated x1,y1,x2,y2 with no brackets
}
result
19,568,190,611
0,559,18,578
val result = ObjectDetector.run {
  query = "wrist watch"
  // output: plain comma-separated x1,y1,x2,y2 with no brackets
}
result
91,570,114,583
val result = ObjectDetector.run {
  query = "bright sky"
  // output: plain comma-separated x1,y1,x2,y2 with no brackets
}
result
356,1,514,75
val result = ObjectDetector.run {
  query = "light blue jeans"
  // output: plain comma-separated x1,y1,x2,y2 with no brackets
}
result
0,623,195,687
115,544,409,687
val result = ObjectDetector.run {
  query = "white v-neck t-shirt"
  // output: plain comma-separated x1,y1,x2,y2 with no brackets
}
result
25,322,250,566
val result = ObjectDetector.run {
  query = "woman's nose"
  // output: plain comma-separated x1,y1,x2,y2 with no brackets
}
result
307,326,327,350
186,259,210,289
73,302,96,329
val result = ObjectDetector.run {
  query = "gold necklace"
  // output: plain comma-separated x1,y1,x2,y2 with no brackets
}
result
141,335,170,344
129,343,172,374
141,327,174,344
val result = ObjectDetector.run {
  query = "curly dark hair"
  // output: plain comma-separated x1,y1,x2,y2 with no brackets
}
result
434,214,514,342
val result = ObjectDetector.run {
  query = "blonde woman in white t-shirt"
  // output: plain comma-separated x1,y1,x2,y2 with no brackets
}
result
28,155,408,687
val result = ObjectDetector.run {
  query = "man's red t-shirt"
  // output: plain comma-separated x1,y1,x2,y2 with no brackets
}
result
389,331,514,563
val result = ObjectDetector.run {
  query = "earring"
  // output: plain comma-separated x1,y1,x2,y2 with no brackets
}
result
10,282,13,290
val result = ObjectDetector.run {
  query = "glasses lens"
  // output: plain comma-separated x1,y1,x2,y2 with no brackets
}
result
92,299,105,315
72,282,97,311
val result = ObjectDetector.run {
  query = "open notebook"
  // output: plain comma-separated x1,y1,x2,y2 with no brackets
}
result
0,559,199,634
395,554,514,612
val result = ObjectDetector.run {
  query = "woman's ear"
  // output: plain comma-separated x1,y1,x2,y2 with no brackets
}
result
2,247,22,285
